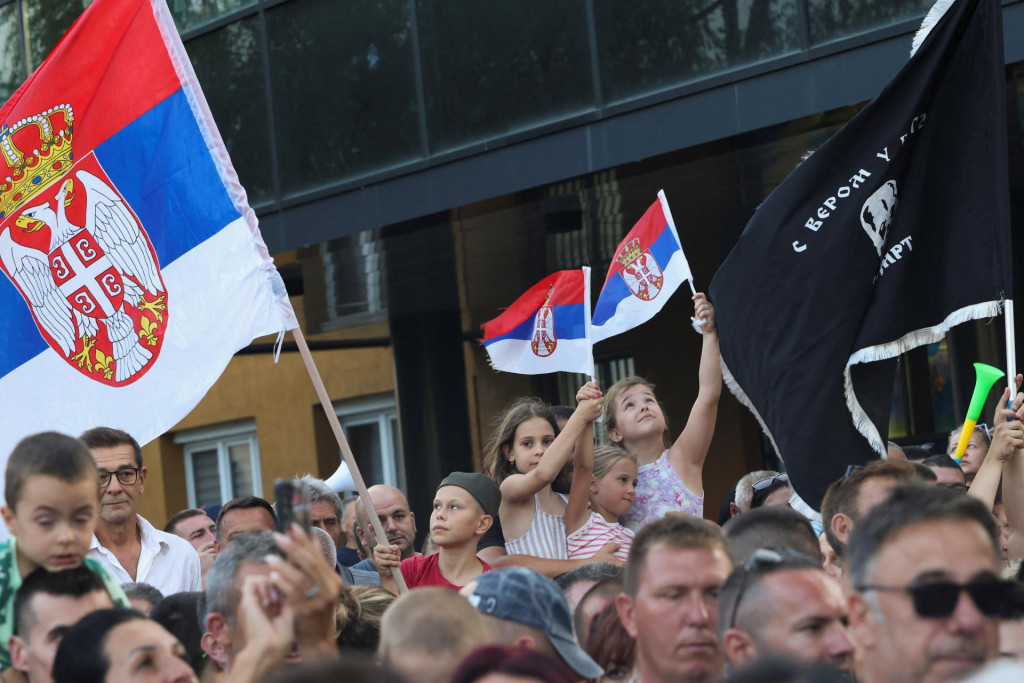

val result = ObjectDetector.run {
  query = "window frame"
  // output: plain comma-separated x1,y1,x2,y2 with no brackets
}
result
334,394,404,490
175,420,262,508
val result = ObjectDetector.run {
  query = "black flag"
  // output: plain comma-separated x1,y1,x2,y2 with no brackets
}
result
709,0,1011,510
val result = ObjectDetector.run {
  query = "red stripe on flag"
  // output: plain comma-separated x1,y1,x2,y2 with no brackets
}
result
603,199,669,284
481,269,585,340
1,0,181,156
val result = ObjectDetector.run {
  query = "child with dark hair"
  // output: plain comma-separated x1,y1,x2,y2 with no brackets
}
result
0,432,128,671
483,389,603,561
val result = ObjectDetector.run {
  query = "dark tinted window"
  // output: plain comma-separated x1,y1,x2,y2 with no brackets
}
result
169,0,256,33
807,0,933,46
594,0,802,104
0,3,25,102
418,0,594,152
266,0,420,195
187,18,273,205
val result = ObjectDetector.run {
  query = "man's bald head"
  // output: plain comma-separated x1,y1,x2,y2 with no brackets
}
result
356,485,417,559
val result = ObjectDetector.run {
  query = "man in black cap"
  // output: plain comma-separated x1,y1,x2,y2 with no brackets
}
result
463,566,604,680
375,471,500,591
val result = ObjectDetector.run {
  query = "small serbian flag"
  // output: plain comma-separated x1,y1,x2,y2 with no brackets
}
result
591,191,692,342
0,0,296,477
481,268,593,375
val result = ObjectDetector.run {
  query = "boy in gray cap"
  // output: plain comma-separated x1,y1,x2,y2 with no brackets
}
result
375,472,500,592
462,566,604,679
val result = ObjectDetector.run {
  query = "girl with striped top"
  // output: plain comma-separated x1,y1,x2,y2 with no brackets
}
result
484,390,603,560
566,389,638,562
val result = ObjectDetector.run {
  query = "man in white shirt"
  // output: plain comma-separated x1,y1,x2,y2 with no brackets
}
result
80,427,202,595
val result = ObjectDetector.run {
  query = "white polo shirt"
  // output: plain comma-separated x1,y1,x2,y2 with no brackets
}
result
89,514,203,595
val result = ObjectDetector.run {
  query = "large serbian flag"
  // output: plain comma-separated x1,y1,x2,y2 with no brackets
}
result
481,268,593,375
591,191,693,342
0,1,296,467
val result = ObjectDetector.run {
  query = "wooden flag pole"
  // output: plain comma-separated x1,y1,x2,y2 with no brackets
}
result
1007,299,1017,406
291,326,408,594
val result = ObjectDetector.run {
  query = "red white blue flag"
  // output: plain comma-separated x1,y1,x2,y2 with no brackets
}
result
591,191,693,342
480,268,593,375
0,0,296,472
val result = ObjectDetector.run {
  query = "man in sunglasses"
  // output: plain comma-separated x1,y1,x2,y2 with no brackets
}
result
718,547,854,674
848,483,1011,682
81,427,202,595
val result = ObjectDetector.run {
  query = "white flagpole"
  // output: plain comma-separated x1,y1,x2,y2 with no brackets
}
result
291,326,408,594
1007,299,1017,407
583,266,595,380
659,188,705,330
583,265,604,426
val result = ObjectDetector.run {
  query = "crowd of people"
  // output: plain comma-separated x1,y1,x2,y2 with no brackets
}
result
1,296,1023,683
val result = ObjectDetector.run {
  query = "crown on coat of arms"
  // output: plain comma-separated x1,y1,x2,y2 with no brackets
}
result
0,104,75,220
616,238,643,267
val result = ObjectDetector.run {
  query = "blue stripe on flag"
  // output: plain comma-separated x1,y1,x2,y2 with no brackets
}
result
0,276,46,374
0,89,240,377
592,228,680,327
95,89,240,267
482,304,587,345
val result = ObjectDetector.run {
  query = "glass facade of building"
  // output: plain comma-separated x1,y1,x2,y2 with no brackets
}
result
0,0,973,215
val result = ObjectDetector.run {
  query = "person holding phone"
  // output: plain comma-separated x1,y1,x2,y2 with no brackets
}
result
203,527,343,678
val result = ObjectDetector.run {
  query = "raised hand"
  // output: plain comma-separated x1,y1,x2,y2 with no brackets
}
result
693,292,716,333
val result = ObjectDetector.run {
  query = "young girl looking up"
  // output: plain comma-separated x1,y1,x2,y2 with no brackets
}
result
566,430,638,561
604,293,720,531
484,392,603,560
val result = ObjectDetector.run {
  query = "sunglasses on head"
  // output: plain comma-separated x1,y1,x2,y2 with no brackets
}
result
752,473,789,491
857,578,1013,619
726,547,819,630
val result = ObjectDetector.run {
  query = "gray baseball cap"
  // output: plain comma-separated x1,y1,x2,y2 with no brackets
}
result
466,567,603,679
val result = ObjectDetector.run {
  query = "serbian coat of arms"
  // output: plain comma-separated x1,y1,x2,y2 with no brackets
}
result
617,237,664,301
0,104,167,385
530,285,557,357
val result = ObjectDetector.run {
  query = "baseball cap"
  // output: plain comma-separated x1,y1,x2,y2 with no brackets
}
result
466,567,603,679
437,472,500,518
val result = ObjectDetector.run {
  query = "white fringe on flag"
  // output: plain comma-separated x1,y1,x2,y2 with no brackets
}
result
844,300,1003,454
721,358,822,517
911,0,957,57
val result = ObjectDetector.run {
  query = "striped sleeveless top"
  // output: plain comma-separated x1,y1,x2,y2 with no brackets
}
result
567,511,633,561
504,493,568,560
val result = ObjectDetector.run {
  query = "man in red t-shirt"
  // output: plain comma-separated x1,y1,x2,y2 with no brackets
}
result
375,472,500,591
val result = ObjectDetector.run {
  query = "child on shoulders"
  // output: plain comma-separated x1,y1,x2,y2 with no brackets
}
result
0,432,129,672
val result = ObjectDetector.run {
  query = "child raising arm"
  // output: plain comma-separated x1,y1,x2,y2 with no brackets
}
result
604,293,721,530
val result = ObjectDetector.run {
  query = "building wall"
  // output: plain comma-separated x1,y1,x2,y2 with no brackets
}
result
137,325,395,526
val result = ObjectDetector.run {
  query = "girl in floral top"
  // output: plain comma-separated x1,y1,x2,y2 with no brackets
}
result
604,293,720,531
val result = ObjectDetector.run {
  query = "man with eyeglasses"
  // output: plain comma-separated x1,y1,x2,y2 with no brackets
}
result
80,427,202,595
847,483,1015,682
718,547,854,675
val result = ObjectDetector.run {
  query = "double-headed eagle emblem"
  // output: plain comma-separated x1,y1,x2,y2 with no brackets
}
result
0,105,167,384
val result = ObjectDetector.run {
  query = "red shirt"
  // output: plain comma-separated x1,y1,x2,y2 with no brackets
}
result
398,553,492,590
